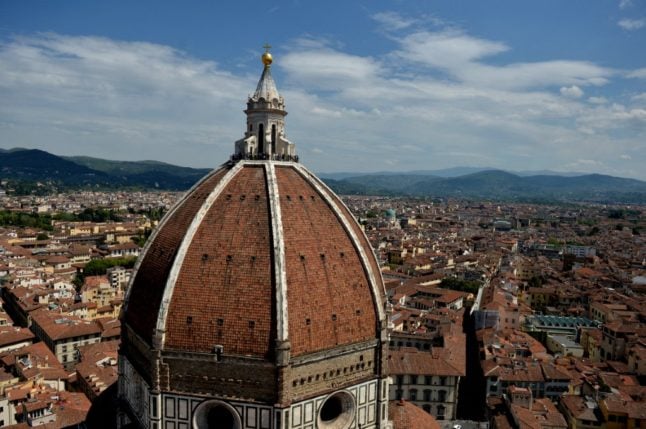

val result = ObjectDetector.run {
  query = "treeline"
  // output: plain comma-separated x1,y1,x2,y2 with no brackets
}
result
74,256,137,287
53,208,123,222
2,180,59,196
130,207,166,221
0,210,54,231
439,277,482,294
0,208,124,230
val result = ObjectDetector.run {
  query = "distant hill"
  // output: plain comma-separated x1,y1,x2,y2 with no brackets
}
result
1,148,645,203
66,156,210,177
322,169,646,203
65,156,211,189
0,148,212,191
318,167,486,180
318,166,586,179
0,149,113,186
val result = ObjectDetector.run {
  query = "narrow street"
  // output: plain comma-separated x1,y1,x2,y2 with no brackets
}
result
456,309,487,421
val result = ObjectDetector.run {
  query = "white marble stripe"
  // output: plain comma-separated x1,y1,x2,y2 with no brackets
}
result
153,161,245,348
122,165,228,316
266,162,289,342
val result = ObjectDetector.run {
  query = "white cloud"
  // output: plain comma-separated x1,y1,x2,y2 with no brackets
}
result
618,18,645,30
619,0,632,9
0,33,252,167
0,28,643,179
571,159,603,167
372,12,416,31
627,68,646,79
620,154,631,159
560,85,584,98
632,92,646,101
397,30,509,68
281,49,379,90
277,26,642,177
588,96,607,104
393,30,611,90
576,103,646,132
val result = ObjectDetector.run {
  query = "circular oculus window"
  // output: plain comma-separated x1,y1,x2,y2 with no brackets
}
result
192,400,241,429
317,390,356,429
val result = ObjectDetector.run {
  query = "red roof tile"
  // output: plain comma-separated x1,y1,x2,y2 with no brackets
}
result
389,400,441,429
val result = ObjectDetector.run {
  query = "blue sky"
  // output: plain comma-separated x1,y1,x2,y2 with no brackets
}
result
1,1,645,178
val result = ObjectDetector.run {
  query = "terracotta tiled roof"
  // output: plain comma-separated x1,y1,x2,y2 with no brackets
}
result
82,275,109,289
388,340,466,376
0,325,35,348
560,395,599,421
541,363,572,381
389,399,441,429
76,340,119,399
30,309,101,341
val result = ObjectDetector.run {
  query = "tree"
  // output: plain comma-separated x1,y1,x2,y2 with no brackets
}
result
439,277,481,294
132,228,152,247
75,256,137,288
0,210,53,231
528,276,544,289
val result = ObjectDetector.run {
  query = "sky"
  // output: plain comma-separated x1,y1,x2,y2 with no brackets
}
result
1,1,645,179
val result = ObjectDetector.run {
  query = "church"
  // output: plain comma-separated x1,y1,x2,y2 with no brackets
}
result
116,48,437,429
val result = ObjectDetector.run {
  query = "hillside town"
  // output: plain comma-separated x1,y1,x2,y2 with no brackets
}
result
0,191,645,428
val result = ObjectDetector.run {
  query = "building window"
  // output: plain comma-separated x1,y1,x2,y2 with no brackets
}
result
395,389,403,400
440,376,447,386
437,405,446,420
410,389,417,401
438,390,447,402
425,376,432,385
423,390,431,402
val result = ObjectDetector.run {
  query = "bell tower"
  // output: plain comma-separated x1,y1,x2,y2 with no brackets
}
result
234,45,296,160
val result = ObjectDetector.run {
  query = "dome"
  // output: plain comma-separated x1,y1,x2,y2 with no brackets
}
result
118,48,390,429
122,161,385,359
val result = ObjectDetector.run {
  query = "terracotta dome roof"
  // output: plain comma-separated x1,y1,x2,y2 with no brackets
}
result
122,160,385,360
389,400,442,429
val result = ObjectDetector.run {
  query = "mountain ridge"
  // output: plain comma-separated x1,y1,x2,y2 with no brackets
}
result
1,148,645,203
324,169,646,203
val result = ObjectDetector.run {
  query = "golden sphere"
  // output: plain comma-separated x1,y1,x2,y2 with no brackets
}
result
262,52,273,66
